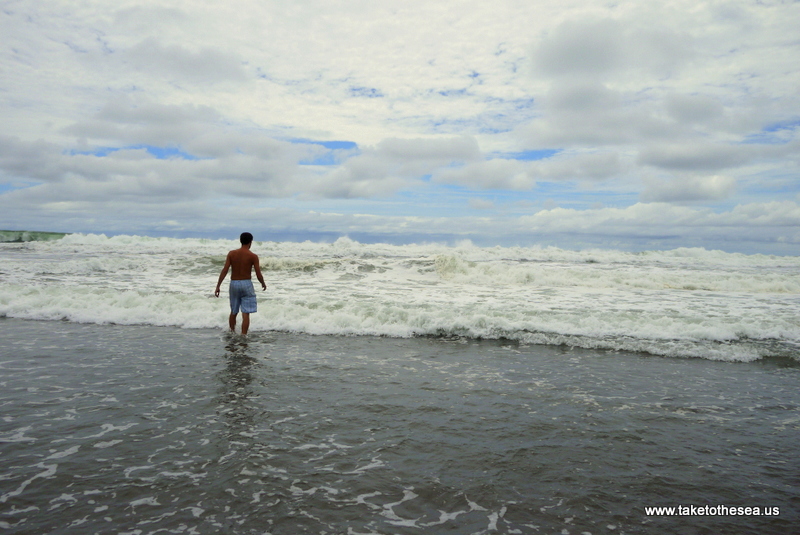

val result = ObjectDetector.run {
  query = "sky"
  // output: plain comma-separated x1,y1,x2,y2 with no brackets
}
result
1,0,799,254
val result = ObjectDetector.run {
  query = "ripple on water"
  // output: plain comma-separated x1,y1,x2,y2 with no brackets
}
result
0,319,798,534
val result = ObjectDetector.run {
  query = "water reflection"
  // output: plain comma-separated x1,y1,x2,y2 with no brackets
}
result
218,336,259,437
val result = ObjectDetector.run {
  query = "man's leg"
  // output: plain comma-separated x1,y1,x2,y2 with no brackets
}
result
229,313,237,332
241,313,250,335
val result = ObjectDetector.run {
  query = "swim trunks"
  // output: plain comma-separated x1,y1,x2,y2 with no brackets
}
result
229,279,257,314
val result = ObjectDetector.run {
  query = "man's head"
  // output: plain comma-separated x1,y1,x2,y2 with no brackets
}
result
240,232,254,245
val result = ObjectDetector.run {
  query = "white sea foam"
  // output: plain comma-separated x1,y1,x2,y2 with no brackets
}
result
45,446,80,460
1,234,799,361
0,464,57,503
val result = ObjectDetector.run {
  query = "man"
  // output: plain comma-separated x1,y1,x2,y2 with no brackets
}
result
215,232,267,335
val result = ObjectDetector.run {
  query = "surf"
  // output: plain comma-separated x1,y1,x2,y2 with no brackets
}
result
1,233,798,362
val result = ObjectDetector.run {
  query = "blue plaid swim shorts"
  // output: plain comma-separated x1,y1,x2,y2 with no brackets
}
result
229,279,257,314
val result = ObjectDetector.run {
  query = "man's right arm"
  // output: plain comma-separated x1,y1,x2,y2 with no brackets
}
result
254,255,266,291
214,253,232,297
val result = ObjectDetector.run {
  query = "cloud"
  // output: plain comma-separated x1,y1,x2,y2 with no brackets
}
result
518,5,799,205
521,79,682,147
433,151,627,190
303,136,481,198
112,5,190,36
636,143,756,172
375,136,479,162
122,38,248,84
530,18,693,81
3,125,484,205
541,152,626,181
664,93,725,125
0,136,64,183
641,174,737,203
0,132,314,203
515,201,800,249
469,198,496,210
63,97,223,148
434,159,531,190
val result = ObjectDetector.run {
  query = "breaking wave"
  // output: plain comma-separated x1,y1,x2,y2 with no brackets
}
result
1,233,799,362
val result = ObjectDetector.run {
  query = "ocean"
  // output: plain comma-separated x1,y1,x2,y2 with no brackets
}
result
1,233,798,534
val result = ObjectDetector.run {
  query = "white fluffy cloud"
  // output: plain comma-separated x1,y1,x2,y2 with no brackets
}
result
641,174,737,203
530,17,693,81
122,38,248,84
433,151,628,190
522,4,800,184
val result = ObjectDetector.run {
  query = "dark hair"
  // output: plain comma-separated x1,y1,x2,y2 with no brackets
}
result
240,232,253,245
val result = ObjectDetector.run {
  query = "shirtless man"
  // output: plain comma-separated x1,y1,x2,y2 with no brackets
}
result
215,232,267,335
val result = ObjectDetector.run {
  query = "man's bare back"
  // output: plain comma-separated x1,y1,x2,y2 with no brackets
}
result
227,247,262,281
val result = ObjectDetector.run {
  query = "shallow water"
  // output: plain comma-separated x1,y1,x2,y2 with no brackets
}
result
1,318,798,534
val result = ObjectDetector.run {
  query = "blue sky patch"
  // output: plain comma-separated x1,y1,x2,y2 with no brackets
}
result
438,88,468,97
350,87,383,98
291,139,358,151
762,118,800,133
0,181,39,194
492,149,560,161
292,138,359,166
71,145,200,160
743,118,800,144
